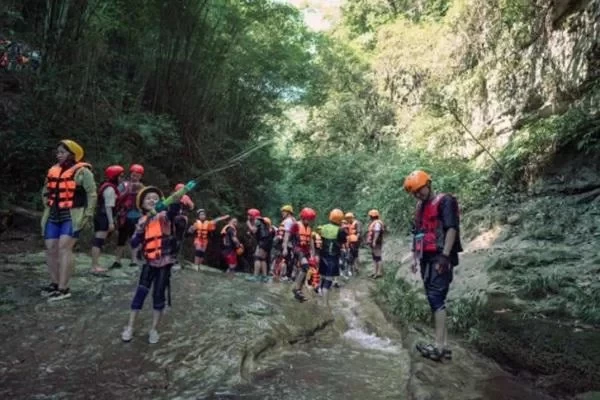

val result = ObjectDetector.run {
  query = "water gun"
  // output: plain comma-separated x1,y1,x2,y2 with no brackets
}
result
151,180,198,215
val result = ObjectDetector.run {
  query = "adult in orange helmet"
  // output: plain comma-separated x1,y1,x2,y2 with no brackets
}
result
41,140,97,301
404,170,463,362
113,164,145,269
344,212,362,276
91,165,124,274
317,209,347,306
366,209,385,279
169,183,195,270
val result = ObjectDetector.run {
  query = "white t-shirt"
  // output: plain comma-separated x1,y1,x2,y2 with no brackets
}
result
103,186,117,208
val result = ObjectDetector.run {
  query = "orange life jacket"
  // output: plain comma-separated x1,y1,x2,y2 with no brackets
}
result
309,266,320,288
276,216,297,241
194,220,215,243
143,218,170,261
367,219,385,245
46,162,91,209
348,220,359,237
414,193,446,253
298,222,312,248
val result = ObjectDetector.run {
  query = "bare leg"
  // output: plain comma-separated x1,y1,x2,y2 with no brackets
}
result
91,231,108,270
151,309,162,331
58,235,77,290
127,310,139,329
434,309,447,350
45,239,59,284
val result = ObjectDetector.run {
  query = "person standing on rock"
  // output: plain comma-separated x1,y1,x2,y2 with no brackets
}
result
90,165,124,275
318,209,347,307
121,186,181,344
366,209,385,279
41,139,97,301
113,164,145,269
187,209,230,270
404,170,463,362
345,212,362,276
221,217,242,274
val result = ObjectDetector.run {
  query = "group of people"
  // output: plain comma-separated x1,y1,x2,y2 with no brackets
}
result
41,139,462,362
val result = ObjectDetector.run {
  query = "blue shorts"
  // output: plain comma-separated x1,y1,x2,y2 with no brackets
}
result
44,220,80,240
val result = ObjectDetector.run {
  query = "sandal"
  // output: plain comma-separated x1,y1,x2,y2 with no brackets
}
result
416,343,444,362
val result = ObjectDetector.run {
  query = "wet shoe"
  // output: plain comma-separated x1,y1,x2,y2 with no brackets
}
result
48,288,72,302
416,343,444,362
40,283,58,297
110,261,122,269
293,289,307,302
121,326,133,342
148,329,160,344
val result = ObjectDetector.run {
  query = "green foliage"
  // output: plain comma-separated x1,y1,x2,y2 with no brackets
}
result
373,274,431,324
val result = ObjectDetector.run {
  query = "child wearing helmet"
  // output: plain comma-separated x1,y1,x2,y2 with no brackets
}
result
114,164,145,269
291,207,317,302
90,165,124,274
367,209,385,279
121,186,182,344
221,218,242,274
41,140,97,302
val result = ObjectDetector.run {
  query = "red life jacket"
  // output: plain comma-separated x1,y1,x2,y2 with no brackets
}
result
414,193,447,253
97,181,119,212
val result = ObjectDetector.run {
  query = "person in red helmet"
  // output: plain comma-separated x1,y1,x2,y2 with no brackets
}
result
90,165,124,274
221,218,242,274
113,164,145,269
291,207,317,302
168,183,195,270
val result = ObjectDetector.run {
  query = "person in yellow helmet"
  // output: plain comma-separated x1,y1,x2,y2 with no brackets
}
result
41,140,97,301
366,209,385,279
272,205,298,283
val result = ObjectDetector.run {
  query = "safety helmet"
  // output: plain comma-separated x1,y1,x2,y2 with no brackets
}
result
281,205,294,214
403,170,432,194
344,212,355,220
368,209,380,218
300,207,317,221
196,208,206,215
174,183,185,191
104,165,124,181
136,186,163,210
129,164,145,175
59,139,84,162
329,208,344,224
247,208,261,218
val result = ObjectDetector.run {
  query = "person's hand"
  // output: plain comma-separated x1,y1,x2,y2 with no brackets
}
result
108,223,115,233
282,248,288,257
436,254,451,273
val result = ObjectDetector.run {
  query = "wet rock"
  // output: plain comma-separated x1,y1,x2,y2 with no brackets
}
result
507,214,521,225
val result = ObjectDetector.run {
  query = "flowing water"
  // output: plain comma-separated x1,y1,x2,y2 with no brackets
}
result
0,252,557,399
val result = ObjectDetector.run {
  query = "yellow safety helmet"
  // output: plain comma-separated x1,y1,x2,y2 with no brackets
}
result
281,204,294,213
136,186,164,210
329,208,344,224
60,139,84,162
368,209,380,218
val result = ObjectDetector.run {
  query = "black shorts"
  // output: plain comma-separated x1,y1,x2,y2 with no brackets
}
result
94,214,109,232
117,219,136,246
349,244,359,259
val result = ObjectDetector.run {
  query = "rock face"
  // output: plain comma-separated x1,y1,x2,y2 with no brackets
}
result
457,0,600,159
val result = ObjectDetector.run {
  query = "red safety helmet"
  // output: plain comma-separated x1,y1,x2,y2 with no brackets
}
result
247,208,261,218
174,183,185,191
129,164,145,175
300,207,317,221
104,165,124,181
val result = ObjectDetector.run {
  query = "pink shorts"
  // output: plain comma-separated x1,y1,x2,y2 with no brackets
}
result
222,251,237,266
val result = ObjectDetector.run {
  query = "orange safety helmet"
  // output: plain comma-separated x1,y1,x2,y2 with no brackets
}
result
300,207,317,221
247,208,261,218
104,165,124,181
130,164,145,175
329,208,344,224
368,209,380,218
174,183,185,191
403,170,431,193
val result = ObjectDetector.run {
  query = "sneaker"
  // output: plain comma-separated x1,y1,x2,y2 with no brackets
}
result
293,289,307,302
40,283,58,297
110,261,122,269
48,288,72,302
121,326,133,342
148,329,160,344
